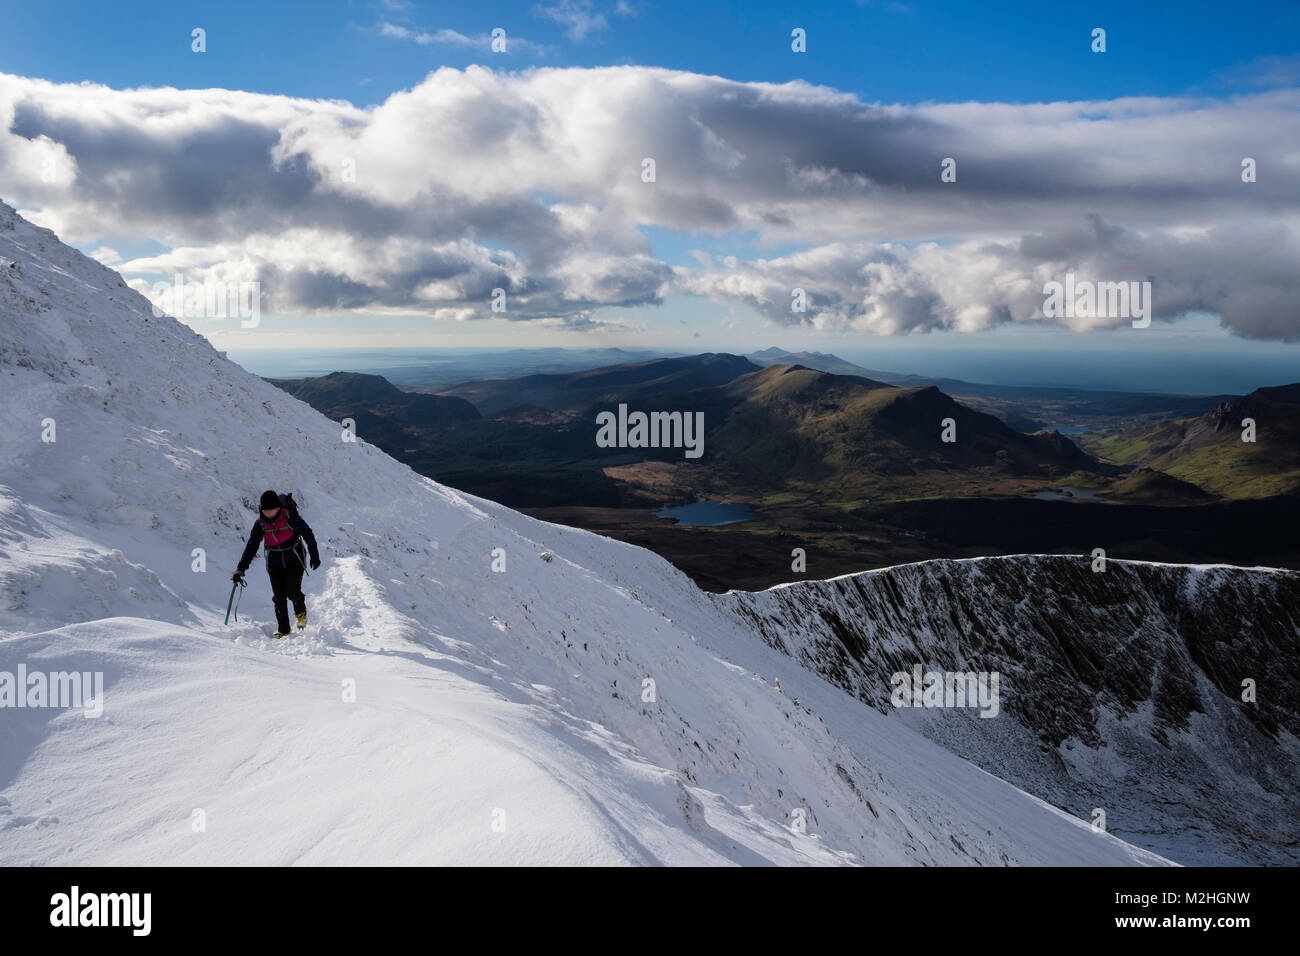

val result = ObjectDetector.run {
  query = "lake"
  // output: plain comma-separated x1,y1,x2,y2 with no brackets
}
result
656,501,755,526
1031,486,1107,501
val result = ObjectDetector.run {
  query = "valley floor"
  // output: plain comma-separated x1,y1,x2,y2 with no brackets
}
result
522,495,1300,591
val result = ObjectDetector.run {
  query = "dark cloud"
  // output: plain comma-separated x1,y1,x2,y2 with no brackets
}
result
1,69,1296,338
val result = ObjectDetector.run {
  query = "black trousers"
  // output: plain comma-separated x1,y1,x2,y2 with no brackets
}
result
267,562,306,633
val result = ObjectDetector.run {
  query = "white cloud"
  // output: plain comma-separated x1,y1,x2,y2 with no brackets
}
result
377,21,549,55
533,0,608,41
2,68,1297,338
378,21,433,44
87,245,121,265
678,218,1300,339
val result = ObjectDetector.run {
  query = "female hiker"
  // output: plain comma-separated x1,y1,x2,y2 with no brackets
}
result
232,490,321,637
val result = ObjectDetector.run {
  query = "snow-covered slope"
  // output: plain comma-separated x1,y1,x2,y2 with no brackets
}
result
0,201,1173,865
716,557,1300,865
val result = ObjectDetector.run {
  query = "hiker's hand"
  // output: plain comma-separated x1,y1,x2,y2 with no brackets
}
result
310,556,321,571
232,571,244,583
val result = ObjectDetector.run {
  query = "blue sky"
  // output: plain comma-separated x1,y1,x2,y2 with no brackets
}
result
6,0,1297,104
2,1,1299,379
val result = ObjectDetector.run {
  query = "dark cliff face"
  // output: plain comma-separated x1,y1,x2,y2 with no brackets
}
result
715,556,1300,865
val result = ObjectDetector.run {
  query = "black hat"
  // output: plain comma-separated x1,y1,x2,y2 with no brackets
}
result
259,490,281,511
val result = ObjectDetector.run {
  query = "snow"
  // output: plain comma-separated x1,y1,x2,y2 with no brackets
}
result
716,553,1300,865
0,202,1172,865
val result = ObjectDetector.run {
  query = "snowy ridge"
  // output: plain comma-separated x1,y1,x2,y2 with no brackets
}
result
715,555,1300,865
0,201,1172,865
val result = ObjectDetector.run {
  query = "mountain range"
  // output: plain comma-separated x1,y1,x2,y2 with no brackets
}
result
640,362,1101,501
2,201,1295,865
432,352,759,416
263,349,1300,585
1085,385,1300,498
276,354,1109,508
748,346,1239,432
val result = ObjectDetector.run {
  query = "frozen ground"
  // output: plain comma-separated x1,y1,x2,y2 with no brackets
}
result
0,201,1173,865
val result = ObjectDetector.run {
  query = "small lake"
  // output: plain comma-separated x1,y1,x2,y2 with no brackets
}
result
1032,486,1107,501
656,501,755,526
1040,424,1092,435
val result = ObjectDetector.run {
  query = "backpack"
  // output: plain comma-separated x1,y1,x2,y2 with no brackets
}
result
260,493,304,563
260,508,294,548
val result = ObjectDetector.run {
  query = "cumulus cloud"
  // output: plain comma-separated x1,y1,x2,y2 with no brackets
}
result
87,245,121,265
679,216,1300,339
0,67,1297,338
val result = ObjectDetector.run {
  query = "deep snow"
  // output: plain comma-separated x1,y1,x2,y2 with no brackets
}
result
0,201,1171,865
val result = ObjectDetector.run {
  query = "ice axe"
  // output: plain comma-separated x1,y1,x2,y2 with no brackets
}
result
225,575,247,625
